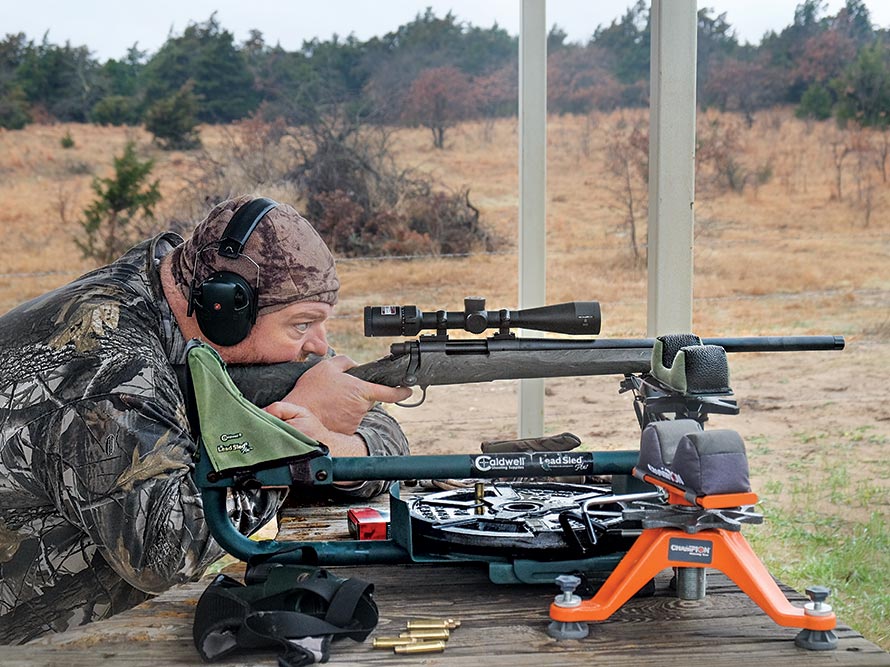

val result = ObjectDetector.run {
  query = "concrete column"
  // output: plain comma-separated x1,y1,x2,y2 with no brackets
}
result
518,0,547,437
647,0,698,336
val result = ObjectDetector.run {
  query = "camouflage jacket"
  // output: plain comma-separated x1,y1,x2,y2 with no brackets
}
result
0,233,408,644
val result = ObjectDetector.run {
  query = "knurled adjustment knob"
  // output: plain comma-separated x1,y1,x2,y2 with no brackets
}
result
554,574,582,608
804,585,833,616
464,297,488,334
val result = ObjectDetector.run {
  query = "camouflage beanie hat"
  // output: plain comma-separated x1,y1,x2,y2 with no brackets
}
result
170,195,339,313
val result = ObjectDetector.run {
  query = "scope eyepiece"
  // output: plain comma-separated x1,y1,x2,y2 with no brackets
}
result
363,305,424,337
363,298,601,337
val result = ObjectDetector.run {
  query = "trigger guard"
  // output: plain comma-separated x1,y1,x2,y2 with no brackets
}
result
396,386,427,408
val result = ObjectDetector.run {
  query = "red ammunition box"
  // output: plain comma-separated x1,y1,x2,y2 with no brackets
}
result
347,507,390,540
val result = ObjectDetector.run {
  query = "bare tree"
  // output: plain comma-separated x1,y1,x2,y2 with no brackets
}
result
604,119,648,264
828,133,852,201
402,66,477,149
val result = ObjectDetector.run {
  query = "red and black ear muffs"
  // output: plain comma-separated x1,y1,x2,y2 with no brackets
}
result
187,198,279,347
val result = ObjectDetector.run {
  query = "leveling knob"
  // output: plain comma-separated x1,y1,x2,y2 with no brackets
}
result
795,586,838,651
554,574,583,607
803,586,833,616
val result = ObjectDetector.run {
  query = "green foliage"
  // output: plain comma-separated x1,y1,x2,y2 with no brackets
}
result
98,45,146,98
362,9,516,123
834,43,890,129
76,142,161,264
747,429,890,650
835,0,874,46
591,0,650,85
144,83,202,150
16,36,102,121
796,82,834,120
248,38,362,125
141,14,258,123
4,2,890,130
0,81,31,129
91,95,141,126
0,33,31,129
696,7,741,89
60,130,74,149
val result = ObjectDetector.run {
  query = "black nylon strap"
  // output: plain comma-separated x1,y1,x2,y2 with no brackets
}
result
325,577,373,630
194,567,378,664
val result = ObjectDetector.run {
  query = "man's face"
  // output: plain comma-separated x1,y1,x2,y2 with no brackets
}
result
218,300,333,364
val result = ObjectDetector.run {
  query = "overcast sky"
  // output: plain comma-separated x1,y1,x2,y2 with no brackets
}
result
8,0,890,61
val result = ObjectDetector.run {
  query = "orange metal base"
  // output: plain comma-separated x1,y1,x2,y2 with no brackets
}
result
550,527,836,632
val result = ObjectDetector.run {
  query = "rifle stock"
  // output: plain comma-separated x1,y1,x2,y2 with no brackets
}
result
180,334,843,407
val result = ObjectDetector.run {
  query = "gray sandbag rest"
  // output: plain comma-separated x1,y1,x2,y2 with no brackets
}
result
635,420,751,498
650,334,731,396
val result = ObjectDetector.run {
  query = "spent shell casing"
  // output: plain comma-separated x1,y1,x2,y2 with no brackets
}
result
394,640,447,654
406,619,460,630
372,637,419,648
407,618,461,629
400,629,450,640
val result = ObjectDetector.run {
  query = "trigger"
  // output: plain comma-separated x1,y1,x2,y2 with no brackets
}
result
396,386,427,408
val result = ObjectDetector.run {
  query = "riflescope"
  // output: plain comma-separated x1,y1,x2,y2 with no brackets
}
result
363,297,601,337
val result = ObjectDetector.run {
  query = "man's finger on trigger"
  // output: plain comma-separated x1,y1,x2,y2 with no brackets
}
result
370,384,413,403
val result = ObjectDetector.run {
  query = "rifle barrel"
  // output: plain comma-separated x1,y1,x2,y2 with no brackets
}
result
701,335,845,352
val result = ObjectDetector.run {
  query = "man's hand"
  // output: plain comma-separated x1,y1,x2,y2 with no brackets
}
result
263,401,330,442
278,355,411,435
263,401,371,459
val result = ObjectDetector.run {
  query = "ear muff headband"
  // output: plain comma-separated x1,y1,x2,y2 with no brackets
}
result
218,198,280,259
188,198,279,346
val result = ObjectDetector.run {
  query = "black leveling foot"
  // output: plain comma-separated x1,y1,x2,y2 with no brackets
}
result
795,628,839,651
794,586,838,650
547,620,589,640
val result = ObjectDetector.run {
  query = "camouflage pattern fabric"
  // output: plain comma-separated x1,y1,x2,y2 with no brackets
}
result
0,233,408,644
169,195,340,313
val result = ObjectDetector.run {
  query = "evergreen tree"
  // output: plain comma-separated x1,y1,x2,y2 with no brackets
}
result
99,45,146,97
16,36,101,121
91,95,141,126
144,82,202,149
77,142,161,264
141,14,258,122
0,33,31,129
796,82,834,120
591,0,650,85
834,42,890,128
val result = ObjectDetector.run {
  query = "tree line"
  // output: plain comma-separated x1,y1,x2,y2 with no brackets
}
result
2,1,889,146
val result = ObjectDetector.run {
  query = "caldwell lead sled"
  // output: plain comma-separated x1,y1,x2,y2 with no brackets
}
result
184,298,844,647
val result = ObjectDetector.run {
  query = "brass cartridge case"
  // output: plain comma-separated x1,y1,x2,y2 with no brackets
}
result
400,629,450,640
406,618,461,630
394,640,447,654
372,637,419,648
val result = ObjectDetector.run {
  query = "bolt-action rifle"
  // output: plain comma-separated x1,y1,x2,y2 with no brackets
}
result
206,297,844,408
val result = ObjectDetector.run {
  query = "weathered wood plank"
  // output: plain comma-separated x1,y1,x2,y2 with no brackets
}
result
3,502,888,666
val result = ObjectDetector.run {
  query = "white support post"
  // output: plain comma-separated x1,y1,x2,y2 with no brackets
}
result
647,0,698,336
518,0,547,438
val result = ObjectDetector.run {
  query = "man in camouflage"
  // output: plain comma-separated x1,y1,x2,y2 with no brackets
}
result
0,196,411,644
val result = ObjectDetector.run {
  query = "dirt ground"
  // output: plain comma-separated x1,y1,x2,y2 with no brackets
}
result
385,339,890,515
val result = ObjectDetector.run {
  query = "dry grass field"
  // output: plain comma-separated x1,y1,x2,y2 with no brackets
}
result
1,109,888,646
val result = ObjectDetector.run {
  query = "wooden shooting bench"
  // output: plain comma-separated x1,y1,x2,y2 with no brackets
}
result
3,497,889,667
